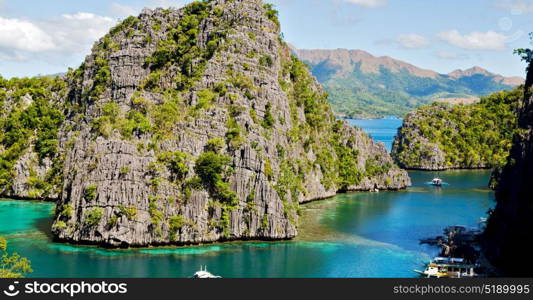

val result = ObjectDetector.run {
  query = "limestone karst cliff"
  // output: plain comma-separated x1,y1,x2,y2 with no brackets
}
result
483,58,533,276
1,0,410,247
0,77,66,200
391,89,521,171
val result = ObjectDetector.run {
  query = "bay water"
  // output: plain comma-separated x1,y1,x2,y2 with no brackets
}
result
0,118,494,278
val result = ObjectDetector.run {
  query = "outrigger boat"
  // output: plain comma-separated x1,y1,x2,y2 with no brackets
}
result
414,257,478,278
431,177,443,186
428,172,445,186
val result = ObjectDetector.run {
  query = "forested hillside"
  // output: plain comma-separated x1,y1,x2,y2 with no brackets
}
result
296,49,522,118
391,88,521,170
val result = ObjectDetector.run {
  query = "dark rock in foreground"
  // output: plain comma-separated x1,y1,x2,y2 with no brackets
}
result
483,58,533,277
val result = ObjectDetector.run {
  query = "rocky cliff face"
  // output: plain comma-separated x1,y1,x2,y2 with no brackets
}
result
483,61,533,276
51,0,410,247
391,89,521,170
0,77,66,200
391,109,449,170
1,0,409,248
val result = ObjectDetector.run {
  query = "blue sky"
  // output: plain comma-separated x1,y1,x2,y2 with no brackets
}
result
1,0,532,78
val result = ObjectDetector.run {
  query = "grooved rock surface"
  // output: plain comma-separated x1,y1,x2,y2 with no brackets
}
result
2,0,410,248
391,111,448,170
0,80,66,201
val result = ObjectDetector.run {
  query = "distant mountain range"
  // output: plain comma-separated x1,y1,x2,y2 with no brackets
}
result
294,49,523,118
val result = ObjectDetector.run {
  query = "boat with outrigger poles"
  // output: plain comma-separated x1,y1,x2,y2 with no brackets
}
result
431,177,443,186
427,173,448,186
414,257,479,278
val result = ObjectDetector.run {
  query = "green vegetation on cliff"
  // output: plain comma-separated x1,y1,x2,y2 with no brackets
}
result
145,0,223,91
392,88,522,170
194,151,238,206
514,33,533,68
279,54,367,192
0,76,66,196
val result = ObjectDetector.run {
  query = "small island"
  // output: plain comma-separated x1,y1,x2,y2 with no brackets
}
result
391,88,521,171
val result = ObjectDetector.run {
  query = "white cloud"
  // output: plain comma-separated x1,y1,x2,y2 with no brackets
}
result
0,17,56,53
342,0,387,8
0,13,115,62
437,30,508,51
41,13,115,53
396,34,430,49
494,0,533,13
0,0,188,68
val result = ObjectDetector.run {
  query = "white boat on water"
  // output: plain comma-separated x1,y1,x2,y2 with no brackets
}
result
431,178,443,186
192,266,221,278
414,257,478,278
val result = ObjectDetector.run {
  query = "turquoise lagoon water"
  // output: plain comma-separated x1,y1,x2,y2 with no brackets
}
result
0,119,494,278
348,117,403,152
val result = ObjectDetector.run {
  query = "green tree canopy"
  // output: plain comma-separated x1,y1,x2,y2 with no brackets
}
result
1,237,33,278
514,32,533,70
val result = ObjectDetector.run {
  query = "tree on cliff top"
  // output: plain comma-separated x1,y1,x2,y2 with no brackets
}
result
515,33,533,128
514,32,533,71
0,237,33,278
